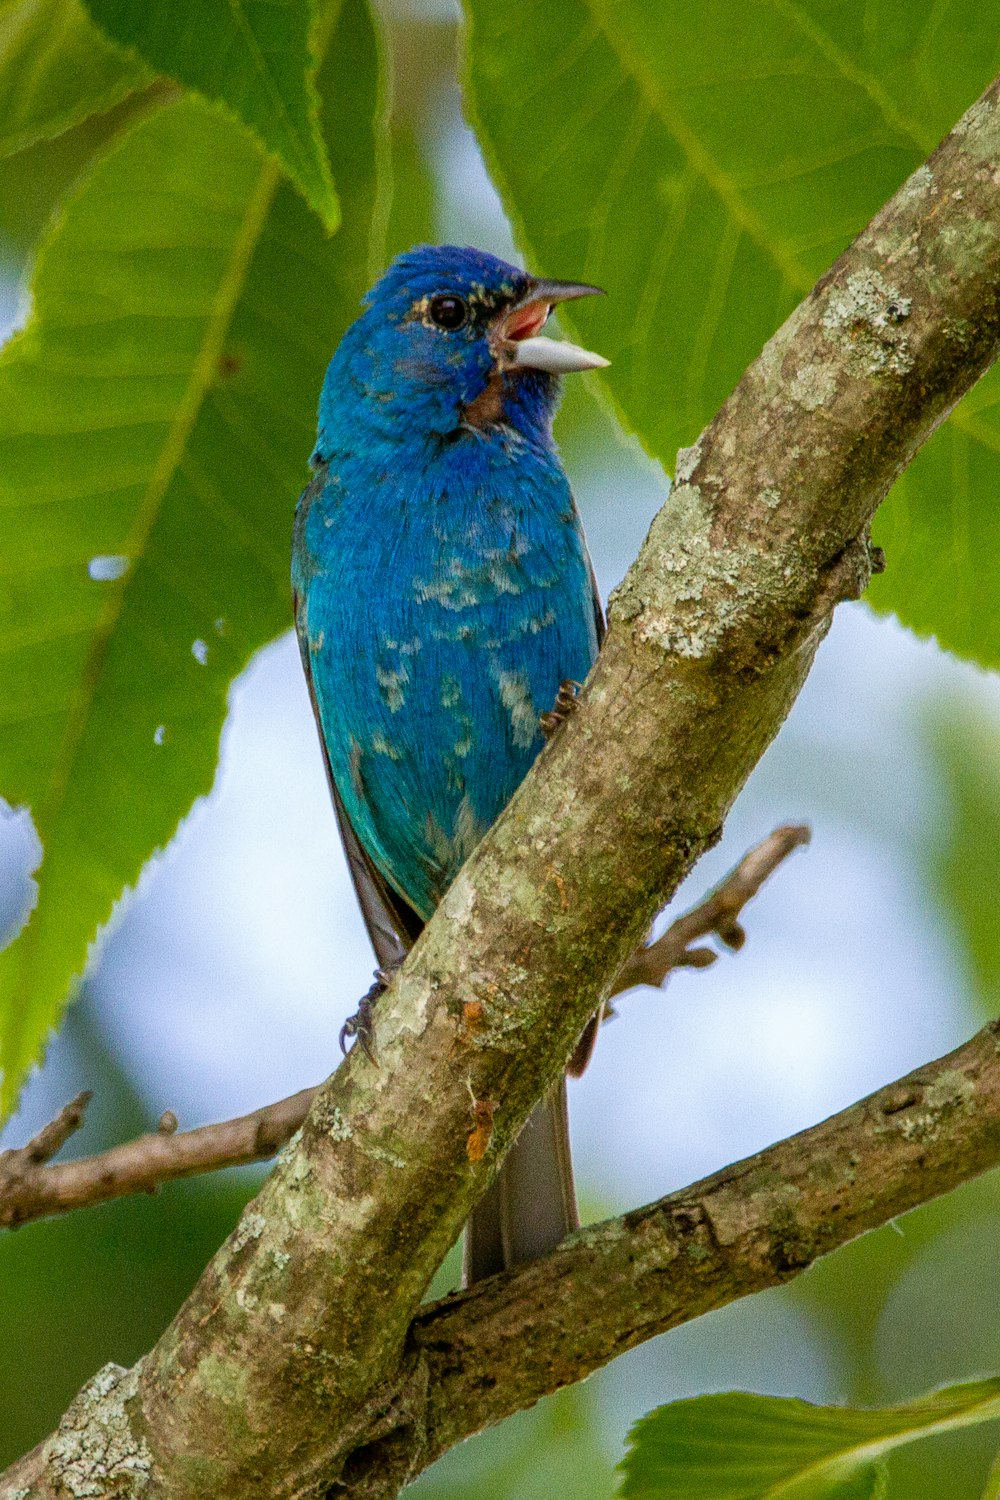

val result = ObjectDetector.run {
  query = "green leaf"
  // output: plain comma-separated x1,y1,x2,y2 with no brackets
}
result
925,697,1000,1017
981,1445,1000,1500
83,0,339,229
0,0,149,157
0,0,385,1117
868,375,1000,669
0,81,157,257
462,0,1000,669
462,0,994,464
618,1382,1000,1500
383,121,436,263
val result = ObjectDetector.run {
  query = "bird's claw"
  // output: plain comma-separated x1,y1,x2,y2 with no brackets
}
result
339,1003,375,1063
340,968,393,1064
540,679,582,739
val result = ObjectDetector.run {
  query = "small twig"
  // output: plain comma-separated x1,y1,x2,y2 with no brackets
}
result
19,1089,92,1162
609,823,810,999
0,1085,318,1230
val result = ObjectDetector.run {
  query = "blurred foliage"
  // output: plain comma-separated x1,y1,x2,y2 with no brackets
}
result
0,0,147,157
82,0,340,228
927,700,1000,1019
0,83,162,257
789,1173,1000,1408
777,689,1000,1499
384,121,435,263
868,408,1000,670
619,1381,1000,1499
2,1,1000,1495
0,0,385,1116
462,0,1000,670
411,1382,617,1500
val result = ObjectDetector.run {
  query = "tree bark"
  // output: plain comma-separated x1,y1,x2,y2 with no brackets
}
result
6,69,1000,1500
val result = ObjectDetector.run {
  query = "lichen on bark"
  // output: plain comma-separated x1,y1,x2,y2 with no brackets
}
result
43,1364,151,1498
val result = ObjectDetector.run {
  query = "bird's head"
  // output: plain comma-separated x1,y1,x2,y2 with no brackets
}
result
315,244,607,457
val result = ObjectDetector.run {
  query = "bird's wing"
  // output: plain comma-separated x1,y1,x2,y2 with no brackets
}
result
564,496,606,1080
588,545,607,648
293,586,421,973
567,485,606,649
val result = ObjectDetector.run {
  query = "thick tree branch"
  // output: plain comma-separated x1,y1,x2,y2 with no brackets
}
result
0,829,804,1230
7,73,1000,1500
401,1017,1000,1491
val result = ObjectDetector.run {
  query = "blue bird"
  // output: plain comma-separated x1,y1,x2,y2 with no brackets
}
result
292,244,608,1281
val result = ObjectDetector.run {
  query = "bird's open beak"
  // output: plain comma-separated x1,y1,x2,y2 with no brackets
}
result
498,278,609,374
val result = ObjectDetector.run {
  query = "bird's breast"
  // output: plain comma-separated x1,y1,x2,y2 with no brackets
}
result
295,441,597,916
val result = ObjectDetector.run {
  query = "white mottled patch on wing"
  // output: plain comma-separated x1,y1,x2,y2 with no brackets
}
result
439,673,462,708
453,719,473,757
424,813,450,867
495,668,538,750
486,556,523,594
519,607,556,635
452,795,484,863
423,796,485,890
376,663,409,711
412,567,479,610
371,731,402,759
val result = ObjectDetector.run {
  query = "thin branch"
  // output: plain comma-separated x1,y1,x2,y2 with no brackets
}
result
0,828,802,1231
0,1087,318,1229
609,822,810,996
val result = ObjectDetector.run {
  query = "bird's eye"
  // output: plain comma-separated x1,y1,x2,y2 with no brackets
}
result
428,294,468,331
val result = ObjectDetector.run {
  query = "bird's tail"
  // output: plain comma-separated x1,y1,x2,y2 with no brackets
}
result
463,1079,578,1284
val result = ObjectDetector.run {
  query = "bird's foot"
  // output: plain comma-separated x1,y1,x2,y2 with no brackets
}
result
540,679,582,740
340,967,396,1063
